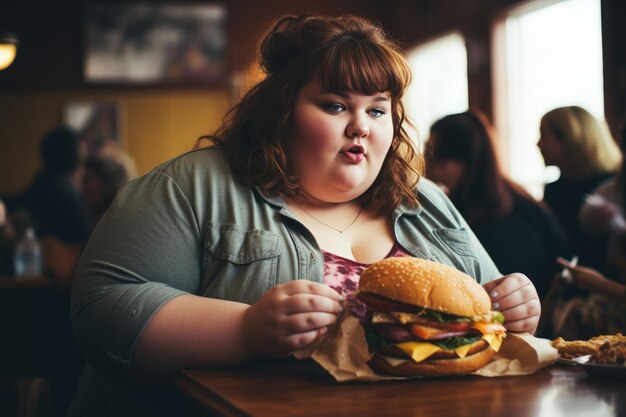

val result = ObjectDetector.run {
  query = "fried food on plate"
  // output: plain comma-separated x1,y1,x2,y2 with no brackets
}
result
592,339,626,366
551,333,626,360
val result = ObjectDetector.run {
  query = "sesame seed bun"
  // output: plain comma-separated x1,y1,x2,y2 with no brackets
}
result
357,257,491,318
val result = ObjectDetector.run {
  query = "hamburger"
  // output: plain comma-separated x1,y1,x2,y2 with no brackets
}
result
356,257,506,376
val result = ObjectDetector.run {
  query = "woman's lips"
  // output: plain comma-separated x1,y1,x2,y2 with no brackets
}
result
340,144,366,163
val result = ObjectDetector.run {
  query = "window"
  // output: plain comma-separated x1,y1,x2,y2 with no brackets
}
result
494,0,604,198
404,33,469,147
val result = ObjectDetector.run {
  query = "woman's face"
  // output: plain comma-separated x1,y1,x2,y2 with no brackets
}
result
288,78,394,203
537,119,565,167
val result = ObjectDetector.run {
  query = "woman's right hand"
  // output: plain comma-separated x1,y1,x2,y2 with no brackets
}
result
242,280,345,358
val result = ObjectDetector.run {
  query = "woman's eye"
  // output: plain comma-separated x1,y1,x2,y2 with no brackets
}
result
323,103,345,113
369,108,385,118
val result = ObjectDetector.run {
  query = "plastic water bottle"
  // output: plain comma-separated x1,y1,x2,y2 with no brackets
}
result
14,227,43,277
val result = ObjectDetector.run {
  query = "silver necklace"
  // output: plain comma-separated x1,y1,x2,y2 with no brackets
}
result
296,203,364,233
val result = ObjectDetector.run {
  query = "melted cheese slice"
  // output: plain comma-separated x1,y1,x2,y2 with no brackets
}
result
483,333,504,352
394,333,505,363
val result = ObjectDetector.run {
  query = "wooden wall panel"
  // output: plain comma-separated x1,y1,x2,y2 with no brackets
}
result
0,90,227,194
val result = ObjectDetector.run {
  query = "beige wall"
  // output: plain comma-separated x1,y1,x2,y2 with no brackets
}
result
0,89,228,194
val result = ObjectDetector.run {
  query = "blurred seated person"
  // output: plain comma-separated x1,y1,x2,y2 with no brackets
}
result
83,153,135,225
90,137,138,179
579,122,625,239
425,110,571,302
549,220,626,339
0,199,15,275
538,106,621,273
10,126,93,287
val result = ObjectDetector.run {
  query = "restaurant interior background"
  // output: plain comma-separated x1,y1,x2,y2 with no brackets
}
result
0,0,625,197
0,0,625,415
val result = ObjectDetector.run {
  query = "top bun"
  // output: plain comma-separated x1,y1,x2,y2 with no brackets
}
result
358,257,491,317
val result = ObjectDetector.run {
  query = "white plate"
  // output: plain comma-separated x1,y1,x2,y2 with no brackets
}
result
556,355,591,365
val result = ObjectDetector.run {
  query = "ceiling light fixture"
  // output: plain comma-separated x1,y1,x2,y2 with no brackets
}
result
0,33,19,71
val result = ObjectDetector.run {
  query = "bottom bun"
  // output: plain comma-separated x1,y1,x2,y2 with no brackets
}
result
369,345,495,377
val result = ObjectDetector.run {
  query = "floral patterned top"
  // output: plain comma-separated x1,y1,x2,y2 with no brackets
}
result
322,242,413,323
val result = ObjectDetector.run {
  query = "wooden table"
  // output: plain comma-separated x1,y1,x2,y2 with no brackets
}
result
175,359,626,417
0,275,51,289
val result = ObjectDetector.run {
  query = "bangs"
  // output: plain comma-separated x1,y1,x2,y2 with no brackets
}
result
315,35,410,97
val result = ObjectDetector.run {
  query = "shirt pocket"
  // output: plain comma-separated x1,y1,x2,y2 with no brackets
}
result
202,223,282,302
431,227,480,277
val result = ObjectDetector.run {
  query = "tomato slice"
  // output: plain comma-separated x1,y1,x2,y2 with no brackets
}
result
409,324,449,339
407,316,471,331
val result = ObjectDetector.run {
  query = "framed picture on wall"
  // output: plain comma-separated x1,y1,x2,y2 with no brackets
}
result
64,101,124,155
84,3,227,84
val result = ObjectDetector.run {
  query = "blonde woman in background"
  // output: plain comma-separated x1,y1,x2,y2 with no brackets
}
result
538,106,621,274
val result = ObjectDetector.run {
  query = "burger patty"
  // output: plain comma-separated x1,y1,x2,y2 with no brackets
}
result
379,339,490,360
374,323,479,343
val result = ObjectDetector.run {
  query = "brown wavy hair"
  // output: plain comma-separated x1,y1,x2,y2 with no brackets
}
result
204,14,423,215
426,110,536,225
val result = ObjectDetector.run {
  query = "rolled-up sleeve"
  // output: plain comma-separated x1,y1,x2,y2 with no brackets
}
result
71,169,202,378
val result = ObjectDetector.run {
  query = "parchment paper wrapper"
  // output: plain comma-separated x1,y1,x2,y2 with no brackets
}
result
294,310,558,382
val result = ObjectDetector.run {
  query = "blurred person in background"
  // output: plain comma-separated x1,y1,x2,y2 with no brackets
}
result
0,198,15,275
2,128,90,417
549,221,626,339
82,152,136,225
9,126,93,288
425,110,571,305
538,106,621,274
579,121,625,251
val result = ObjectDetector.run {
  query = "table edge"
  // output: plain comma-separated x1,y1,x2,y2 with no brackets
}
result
176,370,252,417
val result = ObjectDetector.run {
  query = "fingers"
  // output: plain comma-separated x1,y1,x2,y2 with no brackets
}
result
556,257,571,268
278,279,345,302
481,276,505,294
496,297,541,322
486,273,531,302
501,316,540,333
485,273,540,334
276,327,329,352
281,292,344,315
270,280,345,317
490,282,537,312
256,310,340,356
279,311,339,337
274,282,344,339
244,280,346,357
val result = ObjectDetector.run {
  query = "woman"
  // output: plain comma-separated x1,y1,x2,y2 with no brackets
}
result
425,111,570,302
553,225,626,339
69,15,540,417
538,106,621,273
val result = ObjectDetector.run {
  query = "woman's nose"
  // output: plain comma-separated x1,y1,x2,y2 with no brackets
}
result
346,117,370,138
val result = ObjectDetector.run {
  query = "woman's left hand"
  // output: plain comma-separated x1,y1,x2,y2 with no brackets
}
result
482,273,541,334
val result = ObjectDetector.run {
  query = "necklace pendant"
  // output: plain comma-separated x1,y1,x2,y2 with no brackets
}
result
294,202,364,234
